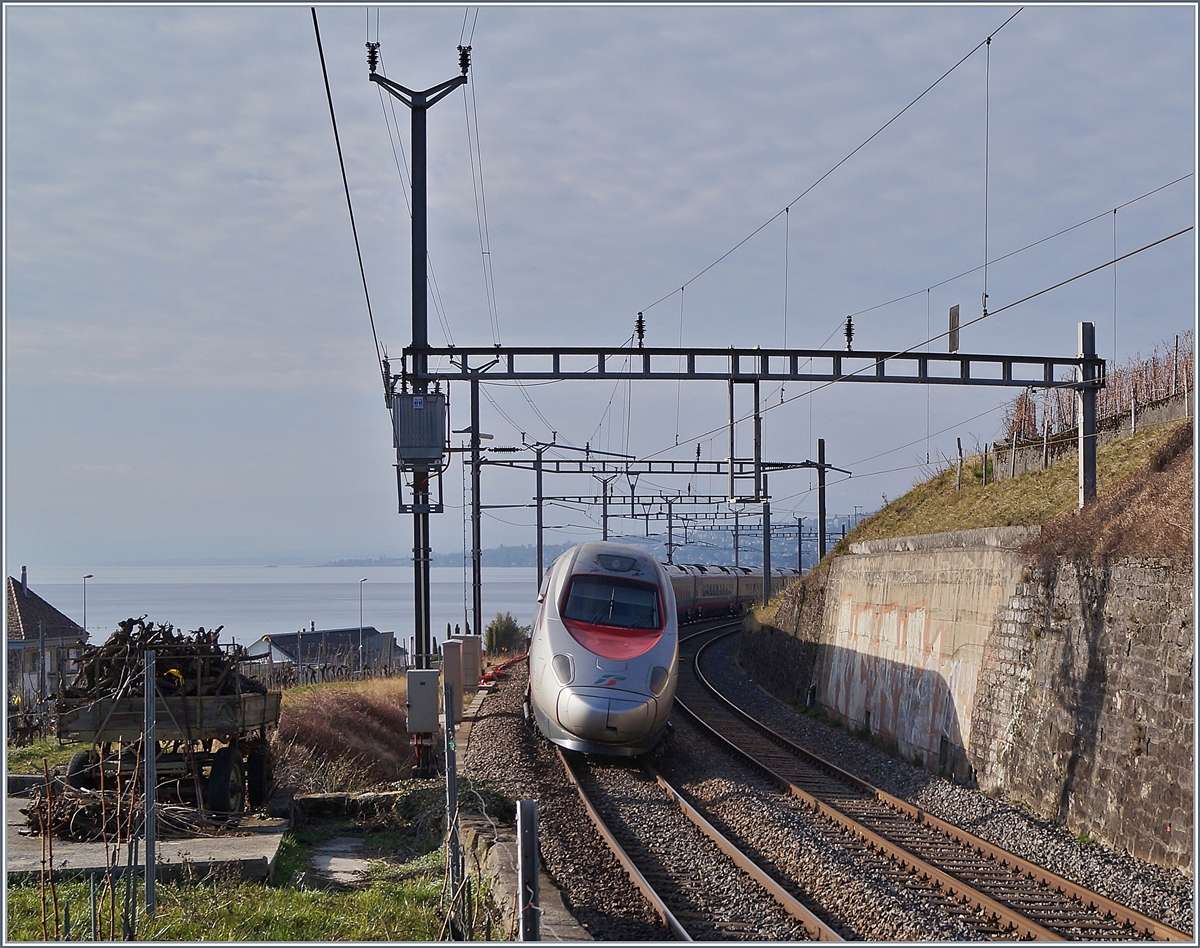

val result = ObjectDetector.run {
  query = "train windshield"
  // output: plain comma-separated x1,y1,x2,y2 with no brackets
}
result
562,576,661,631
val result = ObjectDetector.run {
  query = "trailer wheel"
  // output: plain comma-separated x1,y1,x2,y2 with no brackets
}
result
207,747,245,815
65,750,98,790
245,743,273,809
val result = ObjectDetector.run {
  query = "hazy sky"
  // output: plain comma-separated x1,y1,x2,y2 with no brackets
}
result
4,3,1196,568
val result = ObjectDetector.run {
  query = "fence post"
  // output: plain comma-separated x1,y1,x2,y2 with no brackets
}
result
1173,334,1179,396
1042,404,1050,470
517,799,540,941
443,683,462,930
956,438,963,491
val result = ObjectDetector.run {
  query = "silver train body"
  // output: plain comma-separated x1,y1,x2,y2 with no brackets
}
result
528,542,679,756
528,542,800,756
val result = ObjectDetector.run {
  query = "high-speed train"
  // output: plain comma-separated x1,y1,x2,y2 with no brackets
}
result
526,541,800,755
665,563,800,622
527,541,678,756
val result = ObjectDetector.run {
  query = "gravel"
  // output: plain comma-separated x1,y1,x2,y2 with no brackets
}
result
460,637,1193,940
577,754,812,940
705,632,1195,936
655,713,987,940
460,665,665,941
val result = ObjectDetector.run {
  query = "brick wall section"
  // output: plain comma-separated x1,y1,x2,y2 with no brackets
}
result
971,558,1193,869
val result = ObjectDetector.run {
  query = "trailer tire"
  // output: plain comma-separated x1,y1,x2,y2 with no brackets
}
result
66,750,98,790
207,747,245,816
245,743,273,809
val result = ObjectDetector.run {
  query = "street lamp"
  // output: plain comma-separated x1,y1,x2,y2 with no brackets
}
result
358,578,368,674
82,575,94,634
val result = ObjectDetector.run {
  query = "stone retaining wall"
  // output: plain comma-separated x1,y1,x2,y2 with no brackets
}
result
740,531,1193,870
971,559,1193,868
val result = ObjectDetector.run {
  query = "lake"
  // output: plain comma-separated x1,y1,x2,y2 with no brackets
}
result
30,565,539,649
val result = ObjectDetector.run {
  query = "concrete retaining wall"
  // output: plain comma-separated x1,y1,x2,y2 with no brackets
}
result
816,528,1035,780
739,529,1193,870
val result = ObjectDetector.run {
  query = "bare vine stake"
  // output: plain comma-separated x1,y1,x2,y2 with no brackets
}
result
43,758,60,938
38,778,48,940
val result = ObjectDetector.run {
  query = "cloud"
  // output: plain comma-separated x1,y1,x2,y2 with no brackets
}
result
4,4,1194,564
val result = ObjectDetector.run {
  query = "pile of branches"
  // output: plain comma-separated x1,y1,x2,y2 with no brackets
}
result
22,788,242,841
61,617,266,700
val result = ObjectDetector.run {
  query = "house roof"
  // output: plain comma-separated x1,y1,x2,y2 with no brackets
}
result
6,576,87,643
253,627,392,663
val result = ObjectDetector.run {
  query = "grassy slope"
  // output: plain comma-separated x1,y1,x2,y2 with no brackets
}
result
835,418,1192,553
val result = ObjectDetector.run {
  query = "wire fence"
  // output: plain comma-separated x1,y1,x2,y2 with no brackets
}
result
1003,331,1193,444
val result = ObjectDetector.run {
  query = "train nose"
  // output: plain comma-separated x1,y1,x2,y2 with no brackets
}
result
557,688,656,744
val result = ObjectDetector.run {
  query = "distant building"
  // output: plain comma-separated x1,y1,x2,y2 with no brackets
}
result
245,625,404,673
6,567,88,707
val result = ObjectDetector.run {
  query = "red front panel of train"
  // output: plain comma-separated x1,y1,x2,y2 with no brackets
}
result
559,574,664,660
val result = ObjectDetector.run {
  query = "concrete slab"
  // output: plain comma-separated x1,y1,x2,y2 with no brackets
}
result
461,816,592,942
308,836,371,888
5,796,288,883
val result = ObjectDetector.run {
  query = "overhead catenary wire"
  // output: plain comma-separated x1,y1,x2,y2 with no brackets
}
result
311,8,386,397
637,225,1193,464
639,6,1023,315
833,173,1192,328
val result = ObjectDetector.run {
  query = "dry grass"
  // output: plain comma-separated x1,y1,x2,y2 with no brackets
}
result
1026,419,1192,563
274,678,414,793
840,418,1193,551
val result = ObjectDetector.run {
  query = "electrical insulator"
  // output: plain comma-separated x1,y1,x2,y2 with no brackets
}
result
635,312,646,348
458,45,471,75
366,42,380,74
845,314,854,352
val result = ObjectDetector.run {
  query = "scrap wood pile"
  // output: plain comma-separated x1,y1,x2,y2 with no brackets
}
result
61,617,266,699
21,789,246,841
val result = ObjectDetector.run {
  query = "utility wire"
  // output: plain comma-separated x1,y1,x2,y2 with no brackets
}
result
640,6,1023,314
639,225,1193,462
818,173,1192,338
312,8,386,396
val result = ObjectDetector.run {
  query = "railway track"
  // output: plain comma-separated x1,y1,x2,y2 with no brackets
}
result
556,744,841,941
676,624,1191,942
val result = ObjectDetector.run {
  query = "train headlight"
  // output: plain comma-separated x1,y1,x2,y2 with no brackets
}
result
552,653,574,685
649,665,670,696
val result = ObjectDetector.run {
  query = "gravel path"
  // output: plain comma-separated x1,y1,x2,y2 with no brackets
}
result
705,631,1195,936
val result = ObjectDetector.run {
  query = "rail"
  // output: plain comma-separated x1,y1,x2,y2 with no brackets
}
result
677,625,1191,942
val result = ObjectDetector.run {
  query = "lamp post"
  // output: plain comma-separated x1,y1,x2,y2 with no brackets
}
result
359,578,368,674
82,574,93,634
